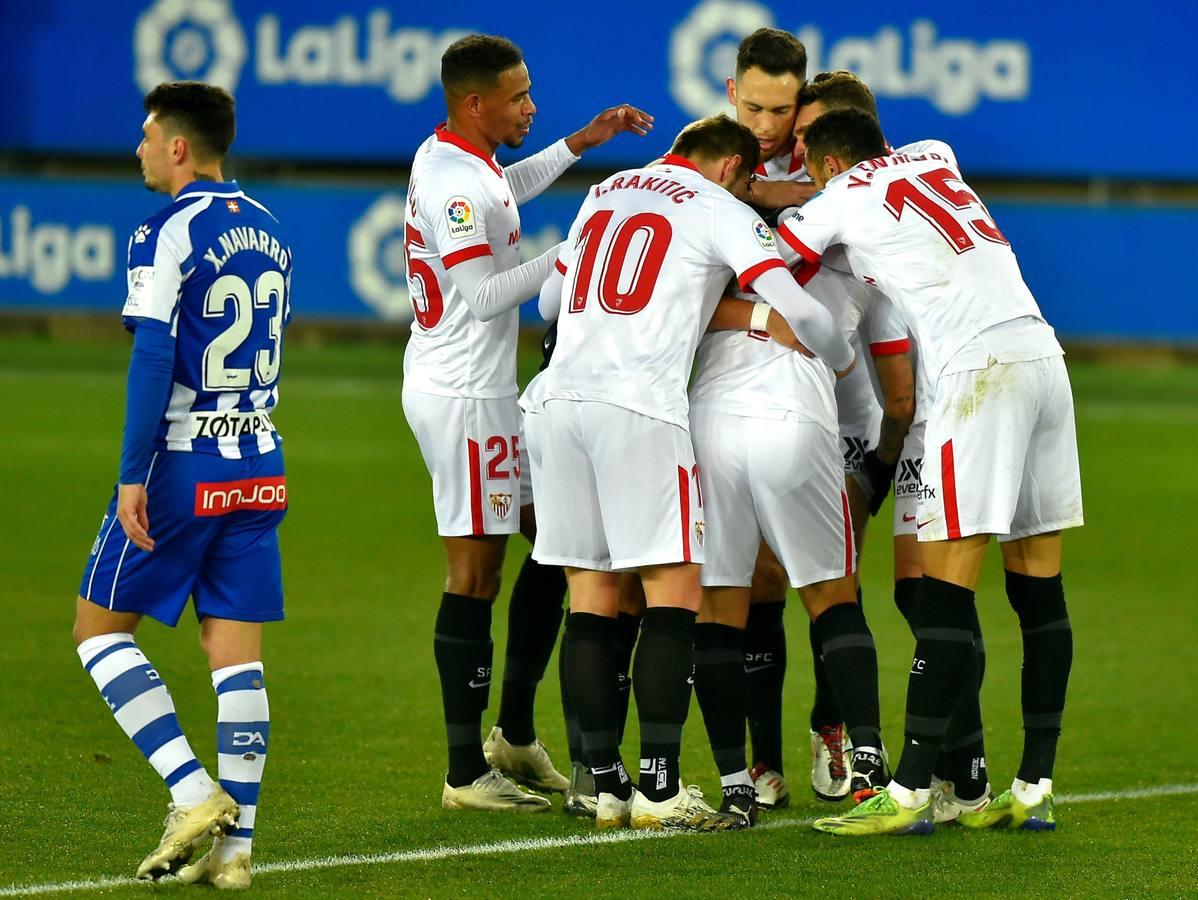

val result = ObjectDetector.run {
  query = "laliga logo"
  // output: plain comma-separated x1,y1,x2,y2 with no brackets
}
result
0,206,115,294
134,0,248,94
671,0,1030,116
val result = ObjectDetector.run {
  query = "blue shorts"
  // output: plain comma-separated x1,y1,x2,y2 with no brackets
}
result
80,449,287,626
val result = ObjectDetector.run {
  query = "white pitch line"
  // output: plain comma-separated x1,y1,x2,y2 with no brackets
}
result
2,782,1196,897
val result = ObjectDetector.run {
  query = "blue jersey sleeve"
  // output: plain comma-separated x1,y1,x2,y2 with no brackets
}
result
121,207,193,332
119,320,175,484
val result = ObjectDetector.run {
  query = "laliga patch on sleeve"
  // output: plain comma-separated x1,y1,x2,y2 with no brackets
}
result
445,195,477,240
122,266,156,316
753,219,776,250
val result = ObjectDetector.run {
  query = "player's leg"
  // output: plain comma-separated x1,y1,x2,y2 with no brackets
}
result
893,423,989,820
74,457,235,878
745,544,791,805
816,363,1038,835
614,575,645,745
965,356,1082,830
403,389,545,809
485,499,569,794
689,405,765,824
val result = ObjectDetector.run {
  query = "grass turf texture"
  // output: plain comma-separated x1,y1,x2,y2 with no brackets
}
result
1,334,1196,896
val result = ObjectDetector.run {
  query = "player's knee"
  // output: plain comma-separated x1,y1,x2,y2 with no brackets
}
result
445,566,503,600
749,560,788,604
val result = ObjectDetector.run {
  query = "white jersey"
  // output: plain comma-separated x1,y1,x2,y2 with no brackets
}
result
777,140,1061,382
691,138,908,430
539,156,789,429
402,126,524,399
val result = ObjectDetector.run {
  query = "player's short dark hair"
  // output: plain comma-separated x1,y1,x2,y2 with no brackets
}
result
736,28,807,83
799,71,879,119
803,108,888,170
670,113,761,179
143,81,235,161
441,34,524,97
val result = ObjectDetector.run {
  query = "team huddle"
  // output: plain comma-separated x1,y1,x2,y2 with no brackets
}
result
73,25,1082,889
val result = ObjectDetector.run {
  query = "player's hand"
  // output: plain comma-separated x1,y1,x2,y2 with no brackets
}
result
752,180,819,210
861,450,899,516
765,308,816,357
116,483,155,552
834,354,856,380
567,105,654,154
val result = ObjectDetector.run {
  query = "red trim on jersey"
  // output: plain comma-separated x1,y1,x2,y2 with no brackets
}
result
840,490,855,576
778,227,822,264
941,439,962,540
405,223,425,248
870,338,912,357
442,244,493,269
737,257,787,290
467,438,485,535
755,143,804,177
434,123,504,178
794,258,821,287
677,466,692,563
554,258,567,275
661,153,701,173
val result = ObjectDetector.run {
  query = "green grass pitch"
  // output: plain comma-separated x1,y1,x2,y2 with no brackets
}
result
1,334,1196,896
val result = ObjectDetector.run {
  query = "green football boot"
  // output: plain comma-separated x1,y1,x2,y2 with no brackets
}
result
812,788,934,836
959,788,1055,831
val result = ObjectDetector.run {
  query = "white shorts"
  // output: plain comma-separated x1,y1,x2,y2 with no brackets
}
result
691,407,855,589
835,351,883,479
531,400,703,571
893,420,926,537
402,388,530,537
917,355,1083,542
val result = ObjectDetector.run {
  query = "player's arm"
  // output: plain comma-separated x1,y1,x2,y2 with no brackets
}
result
749,179,818,211
747,266,854,374
507,105,654,204
117,223,187,551
445,246,562,322
706,294,815,356
538,259,566,321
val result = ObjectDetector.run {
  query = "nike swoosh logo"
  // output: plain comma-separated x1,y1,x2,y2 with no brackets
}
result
503,197,511,207
916,520,931,529
902,514,916,522
744,664,775,674
468,680,491,689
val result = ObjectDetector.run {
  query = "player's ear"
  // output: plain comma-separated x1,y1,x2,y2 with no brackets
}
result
169,135,188,166
823,155,844,179
722,154,743,186
463,91,484,119
726,77,736,105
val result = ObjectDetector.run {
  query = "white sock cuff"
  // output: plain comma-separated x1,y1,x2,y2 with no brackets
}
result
76,632,136,666
211,661,265,690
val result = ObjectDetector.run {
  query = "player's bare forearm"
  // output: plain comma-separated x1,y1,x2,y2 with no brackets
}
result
749,180,818,210
874,352,916,464
707,297,755,332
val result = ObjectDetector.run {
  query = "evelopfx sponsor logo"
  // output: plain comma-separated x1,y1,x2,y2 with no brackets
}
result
348,192,563,320
195,476,288,516
894,457,935,500
134,1,467,105
0,206,116,294
670,0,1030,116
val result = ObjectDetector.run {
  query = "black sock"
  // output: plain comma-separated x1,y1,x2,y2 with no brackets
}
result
894,577,920,634
744,601,786,773
813,602,882,751
496,555,566,745
1007,570,1072,784
808,620,840,730
893,577,978,792
564,612,630,799
942,604,988,800
612,611,641,745
694,623,748,777
633,606,697,802
559,636,583,765
434,593,494,787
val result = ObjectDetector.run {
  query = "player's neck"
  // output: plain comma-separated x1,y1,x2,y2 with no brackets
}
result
444,117,498,157
169,165,224,198
763,138,797,167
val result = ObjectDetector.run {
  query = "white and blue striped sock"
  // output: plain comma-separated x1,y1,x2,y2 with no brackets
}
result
212,662,269,862
77,632,217,807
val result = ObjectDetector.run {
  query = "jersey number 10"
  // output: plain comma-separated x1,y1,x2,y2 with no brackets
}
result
569,211,672,316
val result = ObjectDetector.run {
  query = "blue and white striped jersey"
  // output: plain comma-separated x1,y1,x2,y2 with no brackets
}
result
122,181,292,459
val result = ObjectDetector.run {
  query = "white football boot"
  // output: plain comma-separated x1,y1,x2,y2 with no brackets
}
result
630,782,744,831
136,787,239,880
442,768,551,812
483,726,570,793
176,839,251,890
810,725,852,802
932,776,994,824
595,789,635,829
750,762,791,810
